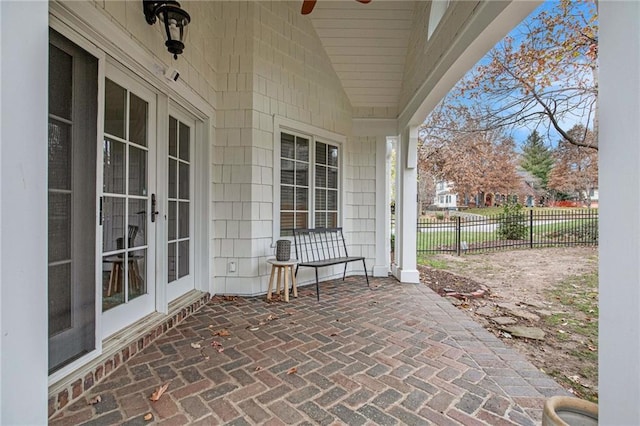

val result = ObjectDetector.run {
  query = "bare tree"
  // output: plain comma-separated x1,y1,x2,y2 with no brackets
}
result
419,107,520,206
438,0,598,150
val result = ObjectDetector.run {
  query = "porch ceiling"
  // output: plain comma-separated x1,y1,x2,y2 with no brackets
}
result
309,1,417,109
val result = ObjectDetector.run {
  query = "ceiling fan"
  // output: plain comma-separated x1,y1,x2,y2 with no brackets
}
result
301,0,372,15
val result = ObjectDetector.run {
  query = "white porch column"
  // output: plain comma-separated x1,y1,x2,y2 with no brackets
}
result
396,126,419,283
0,1,49,424
599,2,640,424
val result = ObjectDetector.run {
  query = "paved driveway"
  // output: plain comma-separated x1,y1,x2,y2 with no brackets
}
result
51,276,567,425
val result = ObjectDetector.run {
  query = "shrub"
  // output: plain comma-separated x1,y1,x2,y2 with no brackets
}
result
436,212,445,220
497,202,528,240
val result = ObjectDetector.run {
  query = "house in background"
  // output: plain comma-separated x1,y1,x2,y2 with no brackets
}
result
0,1,638,424
434,180,458,209
433,169,541,209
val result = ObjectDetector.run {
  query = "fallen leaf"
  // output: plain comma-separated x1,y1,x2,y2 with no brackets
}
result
330,333,338,337
214,329,231,337
287,367,298,375
190,342,202,349
87,395,101,405
217,347,224,353
247,325,260,331
255,366,263,371
266,314,279,321
587,344,597,352
144,413,153,421
150,383,169,401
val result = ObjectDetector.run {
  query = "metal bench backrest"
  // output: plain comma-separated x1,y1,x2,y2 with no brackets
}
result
293,228,349,263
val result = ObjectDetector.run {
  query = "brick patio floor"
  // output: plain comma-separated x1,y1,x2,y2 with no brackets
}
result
51,276,568,425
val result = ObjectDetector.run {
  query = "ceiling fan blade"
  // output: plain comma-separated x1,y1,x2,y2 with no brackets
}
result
301,0,317,15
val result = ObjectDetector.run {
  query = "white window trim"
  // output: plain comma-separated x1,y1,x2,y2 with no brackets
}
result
272,116,346,244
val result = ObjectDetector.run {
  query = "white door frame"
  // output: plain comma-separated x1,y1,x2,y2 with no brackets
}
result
101,60,158,338
165,104,198,302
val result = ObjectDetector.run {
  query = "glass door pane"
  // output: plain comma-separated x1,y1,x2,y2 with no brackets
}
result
167,113,194,300
102,78,150,312
48,30,98,373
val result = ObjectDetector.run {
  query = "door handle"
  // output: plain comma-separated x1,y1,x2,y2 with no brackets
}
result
151,193,159,223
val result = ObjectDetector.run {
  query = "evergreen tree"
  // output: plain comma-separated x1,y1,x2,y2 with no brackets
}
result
520,130,554,188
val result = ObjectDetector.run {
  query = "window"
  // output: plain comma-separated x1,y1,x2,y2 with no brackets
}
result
279,131,340,236
428,0,450,40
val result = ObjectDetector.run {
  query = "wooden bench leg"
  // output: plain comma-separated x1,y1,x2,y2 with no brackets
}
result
315,268,320,301
276,266,282,296
266,265,276,300
283,266,290,302
342,263,347,281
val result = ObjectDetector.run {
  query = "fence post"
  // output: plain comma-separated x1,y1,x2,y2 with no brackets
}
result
529,209,534,248
456,215,461,256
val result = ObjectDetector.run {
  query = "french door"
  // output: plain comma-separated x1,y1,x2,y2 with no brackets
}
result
48,28,204,373
166,108,196,301
101,63,157,337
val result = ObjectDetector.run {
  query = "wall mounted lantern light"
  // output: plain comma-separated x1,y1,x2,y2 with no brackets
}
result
143,0,191,60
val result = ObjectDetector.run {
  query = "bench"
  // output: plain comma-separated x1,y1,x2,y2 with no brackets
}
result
292,227,369,300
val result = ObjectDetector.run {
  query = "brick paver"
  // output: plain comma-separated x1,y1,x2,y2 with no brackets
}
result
51,277,568,425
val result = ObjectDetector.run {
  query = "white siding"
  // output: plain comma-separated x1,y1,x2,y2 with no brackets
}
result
345,136,377,273
212,2,353,295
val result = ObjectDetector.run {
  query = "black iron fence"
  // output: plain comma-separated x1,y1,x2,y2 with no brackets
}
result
393,209,598,255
